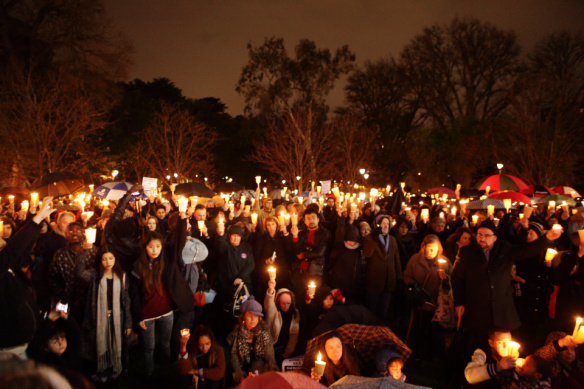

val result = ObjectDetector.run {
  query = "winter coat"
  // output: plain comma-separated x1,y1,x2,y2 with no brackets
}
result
328,217,365,300
26,317,83,372
264,288,300,357
215,235,255,297
104,192,143,272
451,236,553,336
290,226,331,277
362,233,402,293
404,253,452,305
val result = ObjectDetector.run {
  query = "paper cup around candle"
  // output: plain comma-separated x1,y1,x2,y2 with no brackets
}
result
268,266,276,280
493,218,500,226
438,259,447,268
30,192,39,207
85,228,97,244
503,199,511,210
574,326,584,344
317,186,321,194
315,352,326,376
251,213,258,224
291,213,298,226
573,317,583,337
298,196,303,204
8,195,14,204
578,230,584,243
562,204,569,214
545,248,557,262
507,341,520,358
523,206,533,219
170,184,177,193
421,209,429,220
178,197,189,213
255,176,261,185
180,328,190,337
552,224,562,232
197,220,205,230
472,214,478,225
308,282,316,296
21,200,29,212
487,205,495,216
0,221,4,235
548,200,556,209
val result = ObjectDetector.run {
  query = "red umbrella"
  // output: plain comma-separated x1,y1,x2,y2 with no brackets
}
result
235,371,326,389
551,186,582,198
474,174,529,192
489,190,533,205
428,187,456,198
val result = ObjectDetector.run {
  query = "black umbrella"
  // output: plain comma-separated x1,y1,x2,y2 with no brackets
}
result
213,182,244,194
31,171,84,198
174,182,215,198
388,187,407,214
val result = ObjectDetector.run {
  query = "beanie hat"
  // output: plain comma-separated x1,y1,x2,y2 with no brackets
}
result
228,225,244,237
240,296,263,317
528,222,543,238
478,219,497,235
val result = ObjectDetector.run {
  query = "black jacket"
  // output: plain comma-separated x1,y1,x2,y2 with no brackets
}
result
290,226,331,276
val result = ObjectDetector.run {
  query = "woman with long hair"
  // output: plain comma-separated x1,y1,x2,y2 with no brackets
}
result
178,325,225,389
131,218,195,376
309,331,360,386
82,249,132,382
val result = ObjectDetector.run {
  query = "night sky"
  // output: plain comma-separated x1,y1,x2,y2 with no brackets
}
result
104,0,584,116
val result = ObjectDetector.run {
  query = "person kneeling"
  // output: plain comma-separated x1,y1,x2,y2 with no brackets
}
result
310,331,360,387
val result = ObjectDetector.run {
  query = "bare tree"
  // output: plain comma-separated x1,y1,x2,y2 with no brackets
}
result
137,103,218,187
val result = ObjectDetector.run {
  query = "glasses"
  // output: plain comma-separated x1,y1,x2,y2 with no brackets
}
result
477,233,495,239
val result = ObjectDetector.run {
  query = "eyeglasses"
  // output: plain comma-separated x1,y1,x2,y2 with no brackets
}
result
477,233,495,239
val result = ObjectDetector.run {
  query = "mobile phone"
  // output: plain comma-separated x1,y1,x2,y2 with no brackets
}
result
56,301,69,313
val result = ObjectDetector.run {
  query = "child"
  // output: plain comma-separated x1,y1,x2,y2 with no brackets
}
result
514,354,551,388
386,357,406,381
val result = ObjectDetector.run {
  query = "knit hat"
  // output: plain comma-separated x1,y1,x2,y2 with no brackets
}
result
228,225,244,237
240,296,263,317
344,225,361,243
375,214,390,227
478,219,497,235
528,222,543,238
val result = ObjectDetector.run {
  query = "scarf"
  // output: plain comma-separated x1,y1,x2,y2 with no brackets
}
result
97,273,123,374
236,325,267,367
378,233,389,253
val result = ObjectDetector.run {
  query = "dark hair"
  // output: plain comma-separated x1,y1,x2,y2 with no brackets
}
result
318,331,360,386
446,226,473,246
488,326,511,340
386,356,404,370
529,354,551,380
68,221,84,230
194,204,206,212
138,232,166,295
155,204,166,212
304,207,319,217
97,249,125,286
187,325,220,368
47,328,66,344
396,217,412,230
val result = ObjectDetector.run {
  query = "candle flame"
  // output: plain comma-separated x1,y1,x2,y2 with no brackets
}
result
317,352,322,362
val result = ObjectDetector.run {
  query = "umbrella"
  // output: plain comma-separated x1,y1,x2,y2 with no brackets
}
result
551,186,582,198
330,375,431,389
213,181,244,194
312,305,382,337
466,198,507,210
234,189,257,201
269,188,286,200
536,195,577,206
488,190,532,205
92,181,136,200
302,325,412,377
31,171,84,198
428,187,456,198
388,187,407,214
474,174,529,192
520,185,552,198
174,182,215,198
235,371,326,389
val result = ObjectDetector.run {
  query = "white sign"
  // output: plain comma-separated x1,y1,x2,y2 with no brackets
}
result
321,180,331,195
142,177,158,196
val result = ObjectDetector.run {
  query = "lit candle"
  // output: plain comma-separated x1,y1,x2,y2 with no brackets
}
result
545,248,557,262
316,185,321,194
0,221,4,235
251,212,258,224
85,228,97,244
451,206,457,215
370,188,378,198
284,214,290,225
350,203,357,212
503,199,511,211
298,196,303,204
524,206,533,219
438,258,447,268
456,184,461,191
255,176,261,185
21,200,29,212
197,220,205,231
308,281,316,296
439,212,444,219
8,195,14,204
178,196,189,213
400,182,405,190
83,211,94,220
386,185,391,194
217,218,224,233
561,204,569,214
574,326,584,344
507,341,520,358
181,328,190,337
472,214,478,225
170,184,177,193
228,203,234,213
314,352,326,376
552,224,562,232
30,192,39,208
487,205,495,216
240,195,246,206
573,317,583,337
332,187,340,198
493,218,500,226
548,200,556,210
268,266,276,280
519,213,524,219
278,212,285,226
291,213,298,226
579,230,584,244
319,198,324,207
485,186,491,195
421,209,429,221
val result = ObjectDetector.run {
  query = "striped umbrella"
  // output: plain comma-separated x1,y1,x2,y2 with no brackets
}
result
551,186,582,198
466,198,508,210
92,181,136,200
489,190,533,205
537,195,577,206
474,174,529,192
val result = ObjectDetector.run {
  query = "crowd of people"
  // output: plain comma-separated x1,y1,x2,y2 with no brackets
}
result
1,183,584,389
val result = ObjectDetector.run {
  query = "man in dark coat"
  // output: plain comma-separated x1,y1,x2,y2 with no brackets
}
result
451,219,562,349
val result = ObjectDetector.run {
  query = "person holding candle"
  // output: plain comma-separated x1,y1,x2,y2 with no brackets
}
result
362,214,401,321
264,278,300,366
534,331,584,388
253,187,274,234
307,331,360,386
82,249,132,382
178,325,225,389
48,221,98,324
443,226,473,263
451,218,563,355
230,297,277,383
548,251,584,334
131,210,195,376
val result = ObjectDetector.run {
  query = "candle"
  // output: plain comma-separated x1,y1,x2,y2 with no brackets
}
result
552,224,562,232
278,212,285,226
284,214,290,225
332,187,340,198
493,218,500,226
308,281,316,296
181,328,190,337
8,195,14,204
197,220,205,231
574,326,584,344
350,203,357,212
240,195,246,205
503,199,512,211
439,211,444,219
311,181,315,188
291,213,298,226
548,200,556,210
228,203,234,213
487,205,495,216
400,182,405,189
85,228,97,244
178,196,189,213
485,186,491,195
442,194,448,201
578,230,584,243
217,218,224,233
456,184,461,191
472,214,478,225
315,352,326,376
30,192,39,208
83,211,94,220
21,200,29,212
451,206,457,215
268,266,276,280
317,185,321,194
573,317,583,337
170,184,177,193
545,248,557,262
421,209,429,221
298,196,303,204
370,188,378,197
438,258,447,268
0,221,4,235
507,341,520,358
251,212,258,224
523,206,533,219
562,204,569,214
386,185,391,194
319,198,324,207
255,176,261,185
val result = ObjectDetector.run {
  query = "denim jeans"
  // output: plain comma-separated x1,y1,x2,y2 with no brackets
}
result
142,312,174,375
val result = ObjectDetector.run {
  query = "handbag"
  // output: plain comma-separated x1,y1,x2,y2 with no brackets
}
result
223,282,249,317
432,277,457,329
405,273,433,311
